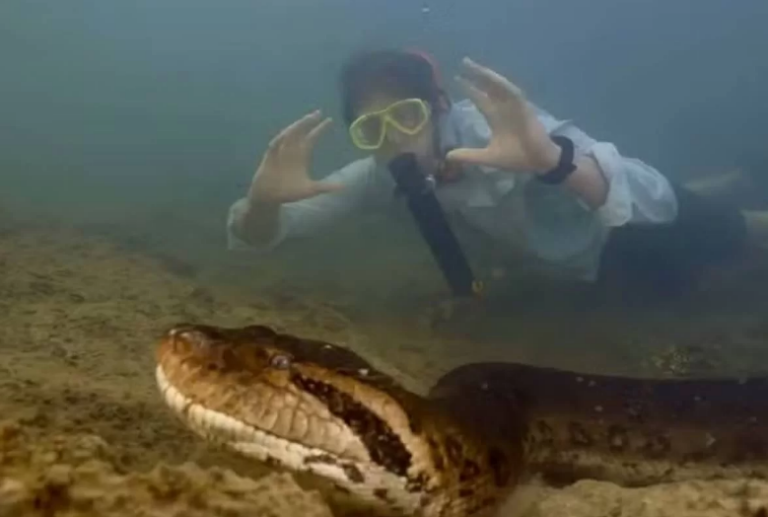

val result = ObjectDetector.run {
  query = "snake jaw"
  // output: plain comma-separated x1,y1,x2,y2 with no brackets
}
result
155,365,422,517
157,325,368,457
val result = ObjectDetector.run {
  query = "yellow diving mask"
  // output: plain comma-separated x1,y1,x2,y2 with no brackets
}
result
349,98,431,151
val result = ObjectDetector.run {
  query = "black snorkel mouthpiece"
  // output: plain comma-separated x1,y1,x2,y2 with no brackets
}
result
387,152,480,298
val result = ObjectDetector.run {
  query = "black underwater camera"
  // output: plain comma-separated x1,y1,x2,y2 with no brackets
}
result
387,153,480,298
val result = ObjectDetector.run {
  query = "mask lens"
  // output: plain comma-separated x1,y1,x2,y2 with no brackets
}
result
350,114,384,149
388,99,428,132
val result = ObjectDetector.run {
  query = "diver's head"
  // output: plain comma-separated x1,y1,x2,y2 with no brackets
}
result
339,49,450,167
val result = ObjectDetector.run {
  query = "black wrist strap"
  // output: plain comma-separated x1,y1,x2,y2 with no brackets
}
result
536,135,577,185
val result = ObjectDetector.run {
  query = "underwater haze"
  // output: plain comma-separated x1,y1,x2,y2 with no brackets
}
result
2,0,767,219
2,0,768,361
0,0,768,358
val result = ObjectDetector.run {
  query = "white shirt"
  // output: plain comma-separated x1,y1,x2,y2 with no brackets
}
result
227,99,678,282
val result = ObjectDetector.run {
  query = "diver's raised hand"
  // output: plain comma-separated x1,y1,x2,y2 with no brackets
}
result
446,58,561,174
248,110,344,205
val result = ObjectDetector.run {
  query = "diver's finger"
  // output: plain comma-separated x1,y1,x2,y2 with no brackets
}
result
455,75,494,114
460,57,523,99
260,134,281,169
252,148,279,188
304,117,333,148
285,110,325,143
266,128,286,152
271,110,322,151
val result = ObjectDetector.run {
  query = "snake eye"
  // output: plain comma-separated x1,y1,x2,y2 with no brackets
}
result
270,354,292,370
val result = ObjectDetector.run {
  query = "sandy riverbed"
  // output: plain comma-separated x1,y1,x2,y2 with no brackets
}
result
1,221,768,516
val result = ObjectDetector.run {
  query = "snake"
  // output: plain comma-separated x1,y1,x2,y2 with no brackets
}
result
155,323,768,517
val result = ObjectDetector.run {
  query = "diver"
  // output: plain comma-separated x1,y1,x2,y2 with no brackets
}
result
227,48,767,305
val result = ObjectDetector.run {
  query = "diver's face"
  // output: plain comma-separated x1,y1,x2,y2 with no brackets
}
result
354,93,436,169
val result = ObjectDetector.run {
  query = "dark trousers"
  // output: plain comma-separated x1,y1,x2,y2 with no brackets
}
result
595,182,748,305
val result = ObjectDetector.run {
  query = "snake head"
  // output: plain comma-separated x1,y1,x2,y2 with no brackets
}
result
158,323,291,374
154,322,417,475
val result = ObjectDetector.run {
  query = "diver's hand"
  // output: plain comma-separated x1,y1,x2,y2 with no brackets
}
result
248,110,344,205
445,58,561,174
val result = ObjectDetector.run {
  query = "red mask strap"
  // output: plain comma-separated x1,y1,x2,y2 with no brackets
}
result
404,48,449,112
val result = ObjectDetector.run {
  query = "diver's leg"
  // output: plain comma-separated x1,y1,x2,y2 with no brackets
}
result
683,168,747,200
595,182,748,306
684,168,768,250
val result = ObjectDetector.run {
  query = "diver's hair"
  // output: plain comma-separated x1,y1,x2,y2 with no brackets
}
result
338,49,450,126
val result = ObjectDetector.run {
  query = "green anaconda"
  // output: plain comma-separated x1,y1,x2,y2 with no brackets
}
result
155,323,768,517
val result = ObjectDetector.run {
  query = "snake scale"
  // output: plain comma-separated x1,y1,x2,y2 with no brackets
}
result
155,323,768,517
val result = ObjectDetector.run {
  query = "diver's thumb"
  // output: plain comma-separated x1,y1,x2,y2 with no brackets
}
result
445,147,492,167
313,181,345,195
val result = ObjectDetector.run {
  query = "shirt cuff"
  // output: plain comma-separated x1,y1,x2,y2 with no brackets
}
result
225,198,287,253
586,142,678,227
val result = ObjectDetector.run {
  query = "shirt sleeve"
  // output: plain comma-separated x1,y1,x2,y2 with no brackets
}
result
226,157,389,252
535,105,679,227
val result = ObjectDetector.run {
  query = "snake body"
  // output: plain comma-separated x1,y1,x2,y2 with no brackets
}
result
155,323,768,517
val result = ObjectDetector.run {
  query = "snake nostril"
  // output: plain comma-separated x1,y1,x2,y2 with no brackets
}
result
169,324,194,338
168,325,211,351
270,354,292,370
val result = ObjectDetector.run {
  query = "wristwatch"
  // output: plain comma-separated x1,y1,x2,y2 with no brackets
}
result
536,135,577,185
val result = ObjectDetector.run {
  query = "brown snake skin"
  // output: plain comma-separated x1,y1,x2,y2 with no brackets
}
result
155,323,768,517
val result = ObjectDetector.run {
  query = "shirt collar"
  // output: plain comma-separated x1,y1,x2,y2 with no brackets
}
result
436,106,461,155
